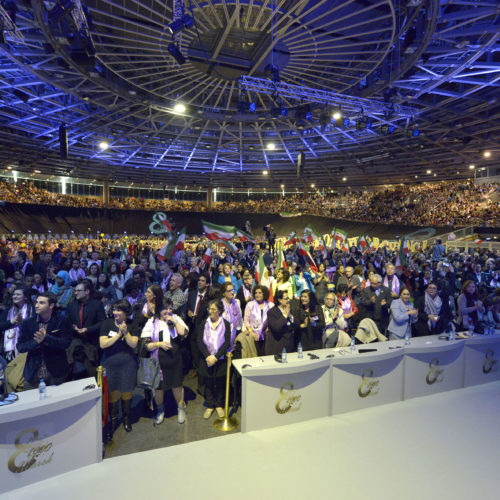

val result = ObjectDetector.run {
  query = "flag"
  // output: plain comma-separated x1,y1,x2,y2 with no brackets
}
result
397,236,408,269
202,220,235,241
334,228,348,250
235,228,256,244
120,241,128,262
221,239,238,253
199,245,212,270
277,240,286,269
284,231,298,245
474,238,483,245
256,252,273,301
303,224,322,243
367,236,377,252
358,235,368,253
157,227,187,261
297,241,318,272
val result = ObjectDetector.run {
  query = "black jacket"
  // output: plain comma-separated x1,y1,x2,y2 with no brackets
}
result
17,312,72,385
358,285,393,332
66,299,106,347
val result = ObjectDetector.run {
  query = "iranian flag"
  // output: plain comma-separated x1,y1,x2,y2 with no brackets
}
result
256,252,274,302
277,240,287,269
334,228,348,250
199,245,212,270
285,231,298,245
157,227,187,261
297,241,318,272
396,236,408,270
474,238,483,245
235,228,256,244
368,236,377,252
357,235,369,253
221,240,238,253
202,220,235,241
303,224,322,243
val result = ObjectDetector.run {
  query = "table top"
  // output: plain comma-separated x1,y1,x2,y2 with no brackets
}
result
0,377,100,423
232,333,500,375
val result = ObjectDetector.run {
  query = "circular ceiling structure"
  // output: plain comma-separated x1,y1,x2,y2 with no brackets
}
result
0,0,499,188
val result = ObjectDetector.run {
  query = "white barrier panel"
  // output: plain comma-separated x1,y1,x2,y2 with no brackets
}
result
464,335,500,387
403,339,465,400
237,358,331,432
331,349,404,415
0,378,101,494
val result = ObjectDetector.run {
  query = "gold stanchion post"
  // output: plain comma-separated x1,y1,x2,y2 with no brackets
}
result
97,366,103,387
214,352,238,431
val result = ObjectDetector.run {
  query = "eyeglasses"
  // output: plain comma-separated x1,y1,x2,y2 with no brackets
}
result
226,289,234,293
75,288,86,292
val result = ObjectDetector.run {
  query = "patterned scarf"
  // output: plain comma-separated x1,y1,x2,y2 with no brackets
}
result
223,298,242,344
424,291,442,329
383,275,400,295
246,300,272,341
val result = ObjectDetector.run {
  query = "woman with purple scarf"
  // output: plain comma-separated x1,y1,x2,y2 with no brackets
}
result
197,299,231,420
242,285,274,356
141,296,188,426
221,281,243,349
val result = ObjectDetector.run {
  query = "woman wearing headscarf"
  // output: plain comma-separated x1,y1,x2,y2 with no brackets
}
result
197,299,231,419
0,287,35,362
49,270,74,309
322,291,351,348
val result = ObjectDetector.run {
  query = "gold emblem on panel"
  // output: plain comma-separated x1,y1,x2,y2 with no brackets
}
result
483,349,498,374
358,368,380,398
276,382,302,414
8,429,54,474
426,358,444,385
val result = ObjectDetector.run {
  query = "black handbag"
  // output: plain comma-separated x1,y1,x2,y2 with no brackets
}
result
136,356,161,390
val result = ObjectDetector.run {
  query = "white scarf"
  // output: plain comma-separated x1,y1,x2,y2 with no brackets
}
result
383,275,400,294
4,303,28,354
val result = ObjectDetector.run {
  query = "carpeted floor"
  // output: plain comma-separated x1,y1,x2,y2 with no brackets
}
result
104,374,241,459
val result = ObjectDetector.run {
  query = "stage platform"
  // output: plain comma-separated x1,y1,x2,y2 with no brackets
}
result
4,380,500,500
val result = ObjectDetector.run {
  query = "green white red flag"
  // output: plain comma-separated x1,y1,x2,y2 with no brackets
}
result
157,227,186,261
202,220,235,241
297,241,318,272
198,245,212,270
235,228,256,244
284,231,298,245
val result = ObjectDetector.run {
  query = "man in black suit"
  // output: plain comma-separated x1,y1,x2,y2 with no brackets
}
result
266,290,299,355
66,279,106,379
17,292,72,389
358,274,393,334
186,273,210,377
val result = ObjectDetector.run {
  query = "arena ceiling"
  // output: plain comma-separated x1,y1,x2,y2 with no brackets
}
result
0,0,499,189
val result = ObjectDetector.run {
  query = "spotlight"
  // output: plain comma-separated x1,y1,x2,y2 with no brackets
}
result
483,151,491,158
412,128,420,137
332,111,342,121
388,124,395,133
262,170,268,175
173,103,186,113
343,118,350,128
342,177,347,182
168,14,193,35
267,143,276,150
99,141,109,150
168,42,186,65
248,101,256,112
469,164,475,170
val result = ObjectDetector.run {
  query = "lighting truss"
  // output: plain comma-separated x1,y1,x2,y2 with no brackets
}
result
0,3,24,44
70,0,91,35
239,76,416,120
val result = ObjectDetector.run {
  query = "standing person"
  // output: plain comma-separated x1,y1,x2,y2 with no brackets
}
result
358,274,392,334
141,298,188,425
383,263,401,299
457,280,485,333
220,281,243,348
164,273,187,317
266,290,298,355
16,293,72,389
322,292,351,347
336,283,359,332
186,273,210,377
99,300,138,437
297,290,325,351
242,285,274,356
217,262,239,292
236,269,255,315
0,287,35,362
49,270,74,310
197,299,231,419
312,262,330,305
414,282,454,336
66,280,106,379
387,288,418,340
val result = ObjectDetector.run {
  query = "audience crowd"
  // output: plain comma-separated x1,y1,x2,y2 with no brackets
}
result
1,233,499,437
1,179,498,227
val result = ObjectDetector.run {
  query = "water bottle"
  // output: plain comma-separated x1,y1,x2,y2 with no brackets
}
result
0,367,5,398
39,378,47,400
297,342,303,359
404,332,411,346
449,329,455,341
281,347,287,363
468,318,474,337
350,335,356,352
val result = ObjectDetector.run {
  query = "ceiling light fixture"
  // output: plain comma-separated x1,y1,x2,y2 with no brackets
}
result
99,141,109,150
